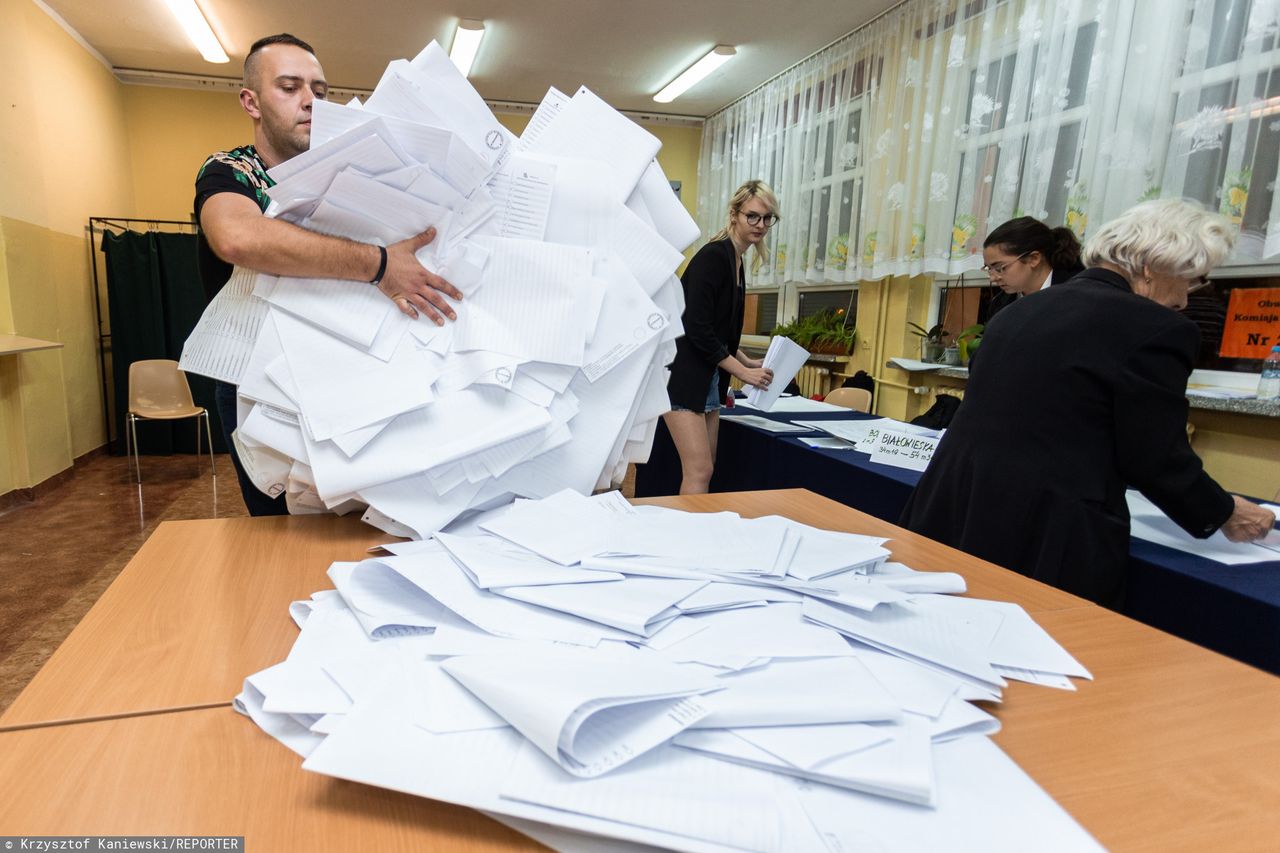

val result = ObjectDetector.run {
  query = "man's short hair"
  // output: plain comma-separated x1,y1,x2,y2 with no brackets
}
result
244,34,317,89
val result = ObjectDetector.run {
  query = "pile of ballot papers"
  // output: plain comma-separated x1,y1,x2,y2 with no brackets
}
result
238,489,1103,852
181,40,698,537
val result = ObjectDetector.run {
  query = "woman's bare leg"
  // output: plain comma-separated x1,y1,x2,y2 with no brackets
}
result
664,410,714,494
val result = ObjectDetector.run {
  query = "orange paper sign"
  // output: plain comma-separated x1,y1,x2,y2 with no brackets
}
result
1220,288,1280,358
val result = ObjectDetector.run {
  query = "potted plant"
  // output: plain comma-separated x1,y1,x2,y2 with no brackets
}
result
908,322,951,363
956,323,984,365
770,309,856,355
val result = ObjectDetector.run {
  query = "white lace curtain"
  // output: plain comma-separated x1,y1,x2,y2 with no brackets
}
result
698,0,1280,285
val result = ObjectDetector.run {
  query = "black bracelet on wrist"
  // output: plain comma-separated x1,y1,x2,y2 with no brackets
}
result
369,245,388,286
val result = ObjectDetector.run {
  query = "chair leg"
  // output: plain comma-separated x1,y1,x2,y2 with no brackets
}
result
203,411,218,518
128,414,143,485
128,414,145,532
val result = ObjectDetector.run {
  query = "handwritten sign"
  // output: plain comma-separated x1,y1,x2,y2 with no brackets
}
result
1220,287,1280,359
868,429,939,471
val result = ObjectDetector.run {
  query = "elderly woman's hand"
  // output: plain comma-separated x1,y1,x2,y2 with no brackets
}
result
1220,495,1277,542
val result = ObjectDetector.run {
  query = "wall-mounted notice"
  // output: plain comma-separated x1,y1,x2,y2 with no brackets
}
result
1219,288,1280,358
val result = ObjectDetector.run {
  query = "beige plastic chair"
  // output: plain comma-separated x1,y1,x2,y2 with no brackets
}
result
125,359,215,486
824,386,872,413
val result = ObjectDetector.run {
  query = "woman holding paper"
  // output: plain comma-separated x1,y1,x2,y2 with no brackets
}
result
665,180,779,494
901,199,1275,606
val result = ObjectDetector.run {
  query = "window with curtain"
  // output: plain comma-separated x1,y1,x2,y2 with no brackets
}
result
699,0,1280,301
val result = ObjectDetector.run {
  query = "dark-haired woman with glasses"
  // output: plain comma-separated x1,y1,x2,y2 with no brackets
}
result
664,180,780,494
982,216,1084,319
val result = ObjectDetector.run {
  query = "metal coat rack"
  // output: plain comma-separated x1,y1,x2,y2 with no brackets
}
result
87,216,198,447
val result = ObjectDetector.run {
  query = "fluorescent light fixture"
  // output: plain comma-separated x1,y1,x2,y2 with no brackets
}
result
654,45,736,103
450,19,485,77
163,0,229,64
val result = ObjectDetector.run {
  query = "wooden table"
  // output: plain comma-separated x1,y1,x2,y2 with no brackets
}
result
3,489,1279,851
0,334,63,355
0,515,386,729
0,707,538,850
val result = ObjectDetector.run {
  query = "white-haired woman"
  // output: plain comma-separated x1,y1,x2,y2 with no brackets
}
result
901,199,1274,606
665,180,779,494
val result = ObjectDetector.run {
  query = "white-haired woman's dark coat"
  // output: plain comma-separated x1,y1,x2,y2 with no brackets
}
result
900,267,1235,606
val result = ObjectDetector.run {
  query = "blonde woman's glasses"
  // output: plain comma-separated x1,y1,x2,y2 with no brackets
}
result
744,212,779,227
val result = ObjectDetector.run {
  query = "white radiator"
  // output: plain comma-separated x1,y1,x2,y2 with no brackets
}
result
796,365,830,398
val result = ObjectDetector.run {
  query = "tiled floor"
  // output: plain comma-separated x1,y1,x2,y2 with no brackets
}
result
0,451,242,713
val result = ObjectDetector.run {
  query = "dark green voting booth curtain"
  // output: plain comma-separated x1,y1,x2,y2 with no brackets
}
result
101,229,225,455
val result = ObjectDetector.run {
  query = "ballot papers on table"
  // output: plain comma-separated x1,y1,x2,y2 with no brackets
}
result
180,37,698,537
744,336,809,411
1126,491,1279,564
239,491,1101,852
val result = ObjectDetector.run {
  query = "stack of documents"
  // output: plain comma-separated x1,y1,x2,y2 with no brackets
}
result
237,490,1102,851
182,39,697,538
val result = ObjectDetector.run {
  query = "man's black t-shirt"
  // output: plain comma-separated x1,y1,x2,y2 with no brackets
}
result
194,144,274,303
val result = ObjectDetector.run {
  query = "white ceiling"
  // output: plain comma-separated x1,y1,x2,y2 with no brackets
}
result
42,0,903,117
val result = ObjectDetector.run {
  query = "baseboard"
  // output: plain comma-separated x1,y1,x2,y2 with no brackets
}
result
0,444,111,511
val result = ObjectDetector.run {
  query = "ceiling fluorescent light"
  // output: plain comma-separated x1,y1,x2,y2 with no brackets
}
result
163,0,229,64
450,19,486,77
654,45,736,103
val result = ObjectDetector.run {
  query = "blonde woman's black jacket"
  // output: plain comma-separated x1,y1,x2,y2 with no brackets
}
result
666,237,744,411
901,267,1234,607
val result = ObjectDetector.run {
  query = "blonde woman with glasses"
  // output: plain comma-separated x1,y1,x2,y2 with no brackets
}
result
664,180,780,494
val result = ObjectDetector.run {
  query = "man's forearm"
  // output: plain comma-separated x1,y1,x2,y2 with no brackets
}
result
217,215,380,281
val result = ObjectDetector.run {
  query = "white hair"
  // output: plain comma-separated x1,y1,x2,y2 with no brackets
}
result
1082,198,1236,281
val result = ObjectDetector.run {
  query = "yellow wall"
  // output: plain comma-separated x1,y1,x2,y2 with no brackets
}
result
0,0,136,496
121,86,248,220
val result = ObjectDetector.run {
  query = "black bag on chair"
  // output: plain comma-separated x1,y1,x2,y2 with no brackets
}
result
841,370,875,393
910,394,961,430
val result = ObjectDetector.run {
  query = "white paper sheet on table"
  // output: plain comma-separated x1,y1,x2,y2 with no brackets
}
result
656,603,856,663
1126,490,1278,564
732,721,891,770
692,656,901,728
716,414,815,433
303,685,763,853
736,395,845,413
442,652,718,776
329,560,442,638
435,531,623,588
674,714,935,805
384,545,630,646
796,735,1104,852
498,576,707,636
798,436,859,449
479,489,619,565
499,740,823,852
744,336,810,411
802,597,1005,688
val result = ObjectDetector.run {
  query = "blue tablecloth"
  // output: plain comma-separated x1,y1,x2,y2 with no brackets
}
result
636,406,1280,675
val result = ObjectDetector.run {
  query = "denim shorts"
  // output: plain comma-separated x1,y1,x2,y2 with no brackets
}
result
671,373,721,414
